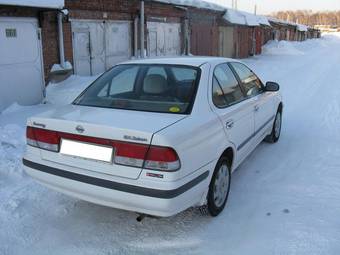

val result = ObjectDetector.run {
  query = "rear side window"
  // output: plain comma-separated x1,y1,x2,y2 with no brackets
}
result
230,62,263,97
212,64,245,108
212,77,228,107
74,64,200,114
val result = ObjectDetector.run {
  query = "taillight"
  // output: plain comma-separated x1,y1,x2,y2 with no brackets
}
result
114,142,180,171
114,142,149,168
26,126,59,152
144,146,180,171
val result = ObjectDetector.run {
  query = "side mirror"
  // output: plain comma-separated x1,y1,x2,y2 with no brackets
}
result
265,81,280,92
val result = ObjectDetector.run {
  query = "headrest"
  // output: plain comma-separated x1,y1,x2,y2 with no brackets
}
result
143,74,168,94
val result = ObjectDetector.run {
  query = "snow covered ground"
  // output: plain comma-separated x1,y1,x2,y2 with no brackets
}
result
1,34,340,255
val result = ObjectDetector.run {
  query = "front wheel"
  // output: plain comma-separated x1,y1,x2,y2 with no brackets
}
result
207,157,231,217
265,110,282,143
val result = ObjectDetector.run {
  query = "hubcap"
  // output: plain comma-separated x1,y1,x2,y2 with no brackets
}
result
274,112,281,138
213,164,230,207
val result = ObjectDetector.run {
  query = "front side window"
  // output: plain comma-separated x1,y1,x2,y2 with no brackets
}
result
74,64,200,114
212,64,245,108
230,62,263,97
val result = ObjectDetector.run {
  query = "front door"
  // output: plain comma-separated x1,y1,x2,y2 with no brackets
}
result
211,63,256,164
229,62,274,145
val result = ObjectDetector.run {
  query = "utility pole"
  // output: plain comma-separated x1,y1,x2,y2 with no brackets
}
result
254,4,257,15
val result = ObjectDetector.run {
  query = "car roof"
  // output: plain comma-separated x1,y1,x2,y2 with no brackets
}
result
120,56,240,67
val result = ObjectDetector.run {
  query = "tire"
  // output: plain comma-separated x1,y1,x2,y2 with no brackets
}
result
265,109,282,143
207,157,231,217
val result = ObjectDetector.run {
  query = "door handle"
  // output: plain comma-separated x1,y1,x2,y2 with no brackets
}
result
226,120,234,129
254,105,260,112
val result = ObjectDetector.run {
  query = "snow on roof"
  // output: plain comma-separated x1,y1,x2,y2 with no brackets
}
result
0,0,64,9
223,9,271,27
242,11,260,26
257,15,271,26
297,24,308,32
268,17,310,31
223,9,247,25
153,0,225,11
268,17,296,27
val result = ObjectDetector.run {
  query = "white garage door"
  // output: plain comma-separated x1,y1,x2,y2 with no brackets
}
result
72,20,132,76
0,17,44,112
147,22,181,57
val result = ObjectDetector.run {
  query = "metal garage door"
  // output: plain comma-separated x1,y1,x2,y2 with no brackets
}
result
147,22,181,57
72,20,131,76
0,17,44,112
190,23,215,56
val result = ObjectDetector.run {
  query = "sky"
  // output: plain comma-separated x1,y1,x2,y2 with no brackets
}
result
206,0,340,14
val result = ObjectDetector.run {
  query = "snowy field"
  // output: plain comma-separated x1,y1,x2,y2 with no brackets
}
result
1,34,340,255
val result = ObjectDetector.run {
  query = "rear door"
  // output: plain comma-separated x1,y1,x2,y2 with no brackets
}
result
230,62,275,144
211,63,255,163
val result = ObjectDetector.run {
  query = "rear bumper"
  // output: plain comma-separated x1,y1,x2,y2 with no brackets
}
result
23,158,211,217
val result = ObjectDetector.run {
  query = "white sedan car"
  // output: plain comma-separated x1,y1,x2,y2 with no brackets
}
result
23,57,282,218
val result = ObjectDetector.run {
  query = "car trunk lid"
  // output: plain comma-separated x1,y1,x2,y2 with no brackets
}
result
29,105,186,179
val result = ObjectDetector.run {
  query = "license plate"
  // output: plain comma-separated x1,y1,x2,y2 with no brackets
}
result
60,139,113,163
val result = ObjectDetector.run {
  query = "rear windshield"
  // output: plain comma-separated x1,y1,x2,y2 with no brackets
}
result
73,64,201,114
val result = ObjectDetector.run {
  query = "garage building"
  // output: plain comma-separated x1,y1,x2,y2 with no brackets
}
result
0,0,63,112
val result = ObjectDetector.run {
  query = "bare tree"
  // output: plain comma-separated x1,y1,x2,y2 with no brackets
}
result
272,10,340,27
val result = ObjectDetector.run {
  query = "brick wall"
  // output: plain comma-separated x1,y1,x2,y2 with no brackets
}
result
0,5,38,17
65,0,185,20
40,11,59,81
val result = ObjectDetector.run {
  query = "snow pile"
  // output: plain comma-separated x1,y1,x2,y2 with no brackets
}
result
1,102,27,115
45,75,97,105
0,124,26,178
50,61,73,73
0,0,64,9
262,40,305,56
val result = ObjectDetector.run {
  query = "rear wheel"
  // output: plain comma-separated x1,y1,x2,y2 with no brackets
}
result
207,157,231,217
265,110,282,143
